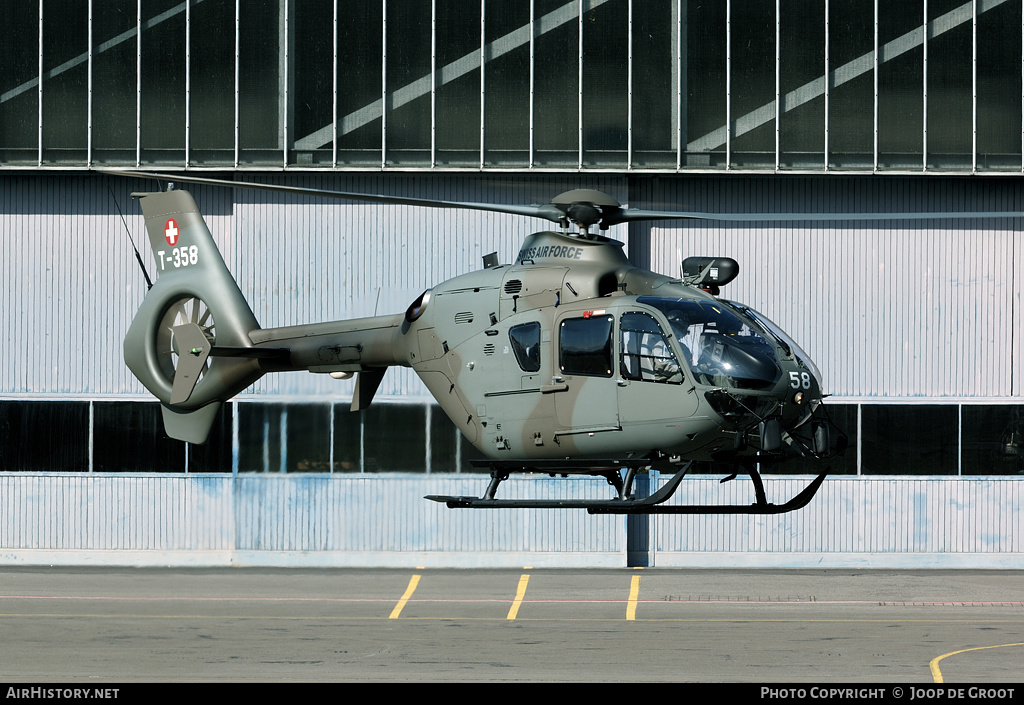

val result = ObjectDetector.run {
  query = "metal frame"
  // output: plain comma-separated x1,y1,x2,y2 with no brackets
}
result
479,0,486,169
135,0,141,167
234,0,239,167
819,4,830,168
9,0,1024,173
185,0,190,167
924,0,929,171
381,0,387,169
726,0,732,168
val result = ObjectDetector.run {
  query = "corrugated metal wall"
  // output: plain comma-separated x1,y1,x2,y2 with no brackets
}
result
1,176,147,395
233,173,633,398
0,173,631,400
2,173,1018,400
636,175,1023,399
0,474,231,550
651,474,1023,565
2,173,1022,565
0,474,1019,568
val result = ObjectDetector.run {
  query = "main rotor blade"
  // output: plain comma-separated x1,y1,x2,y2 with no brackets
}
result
98,169,566,224
607,208,1024,225
101,169,1023,227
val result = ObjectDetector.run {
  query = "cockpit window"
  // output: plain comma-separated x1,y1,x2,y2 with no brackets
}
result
509,322,541,372
734,304,823,388
639,297,782,390
620,311,683,384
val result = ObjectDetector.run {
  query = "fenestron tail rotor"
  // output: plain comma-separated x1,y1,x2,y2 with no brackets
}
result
156,296,216,404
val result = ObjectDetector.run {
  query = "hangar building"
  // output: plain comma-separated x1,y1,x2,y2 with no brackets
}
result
0,1,1021,565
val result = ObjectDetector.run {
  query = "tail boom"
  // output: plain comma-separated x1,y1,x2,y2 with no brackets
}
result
123,188,407,443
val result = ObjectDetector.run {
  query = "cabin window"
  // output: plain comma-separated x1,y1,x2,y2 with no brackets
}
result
559,315,613,377
619,311,683,384
509,322,541,372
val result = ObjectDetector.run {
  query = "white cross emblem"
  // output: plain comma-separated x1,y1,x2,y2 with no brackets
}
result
165,219,179,246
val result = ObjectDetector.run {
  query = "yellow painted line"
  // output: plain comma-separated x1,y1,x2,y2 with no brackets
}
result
930,642,1024,683
626,574,641,620
388,574,421,619
507,574,530,620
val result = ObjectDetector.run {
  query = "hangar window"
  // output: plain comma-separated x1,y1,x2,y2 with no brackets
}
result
0,401,89,472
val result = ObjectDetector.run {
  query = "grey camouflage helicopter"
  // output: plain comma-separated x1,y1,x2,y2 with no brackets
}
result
110,171,1014,514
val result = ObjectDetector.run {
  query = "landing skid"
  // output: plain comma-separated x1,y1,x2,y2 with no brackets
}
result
425,459,827,515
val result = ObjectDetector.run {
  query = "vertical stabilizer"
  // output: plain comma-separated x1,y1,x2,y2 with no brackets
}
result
123,189,264,443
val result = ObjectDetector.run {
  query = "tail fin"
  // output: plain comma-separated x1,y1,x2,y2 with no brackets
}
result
123,189,264,443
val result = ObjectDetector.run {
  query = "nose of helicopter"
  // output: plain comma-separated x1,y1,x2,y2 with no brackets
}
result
778,358,823,421
696,351,827,458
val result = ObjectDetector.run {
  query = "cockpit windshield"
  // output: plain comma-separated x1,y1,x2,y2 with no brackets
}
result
732,303,823,388
639,297,782,390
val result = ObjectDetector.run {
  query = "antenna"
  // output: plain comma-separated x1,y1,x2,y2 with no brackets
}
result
109,186,153,290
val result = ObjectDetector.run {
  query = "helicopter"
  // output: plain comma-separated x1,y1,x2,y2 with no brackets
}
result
107,170,1010,515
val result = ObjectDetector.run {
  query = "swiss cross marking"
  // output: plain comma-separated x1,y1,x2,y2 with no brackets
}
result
164,219,179,246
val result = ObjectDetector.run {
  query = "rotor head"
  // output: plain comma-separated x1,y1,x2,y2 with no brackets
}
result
548,189,624,236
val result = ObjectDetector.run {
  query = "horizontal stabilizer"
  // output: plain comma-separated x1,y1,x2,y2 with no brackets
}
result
351,368,387,412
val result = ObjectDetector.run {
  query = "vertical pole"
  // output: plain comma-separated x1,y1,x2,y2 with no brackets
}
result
185,0,190,166
824,0,829,169
333,0,338,168
37,0,43,167
480,0,485,168
431,0,436,168
627,0,633,169
775,0,780,170
88,0,93,166
280,407,287,473
88,400,94,473
425,404,432,474
136,0,141,167
971,0,977,172
329,403,335,473
675,0,683,170
725,0,731,168
234,0,239,167
873,0,878,170
282,0,290,168
577,0,583,170
924,0,929,170
529,0,535,167
856,403,863,475
232,400,239,476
